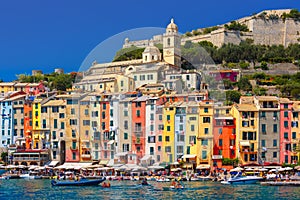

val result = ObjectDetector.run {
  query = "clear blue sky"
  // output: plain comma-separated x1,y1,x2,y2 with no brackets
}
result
0,0,299,81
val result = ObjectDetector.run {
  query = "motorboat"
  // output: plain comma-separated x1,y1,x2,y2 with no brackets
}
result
51,177,106,186
162,185,184,191
221,172,263,185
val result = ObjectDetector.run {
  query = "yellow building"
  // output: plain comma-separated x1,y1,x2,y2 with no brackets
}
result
292,101,300,164
42,98,66,164
32,98,43,149
183,102,199,168
231,103,259,165
197,100,214,167
162,102,176,163
0,82,15,94
79,96,92,162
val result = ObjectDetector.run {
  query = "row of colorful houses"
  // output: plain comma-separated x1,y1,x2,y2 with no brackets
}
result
0,89,299,169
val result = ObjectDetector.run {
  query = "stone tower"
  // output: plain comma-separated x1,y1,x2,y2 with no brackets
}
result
163,18,181,67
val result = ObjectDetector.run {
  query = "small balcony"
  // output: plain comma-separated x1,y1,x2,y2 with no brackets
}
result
81,154,91,159
70,146,78,151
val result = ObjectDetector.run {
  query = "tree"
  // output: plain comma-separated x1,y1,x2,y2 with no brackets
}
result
51,74,73,91
237,77,252,91
226,90,241,104
113,46,145,62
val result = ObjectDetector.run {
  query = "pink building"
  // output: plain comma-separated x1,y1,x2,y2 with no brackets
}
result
25,82,45,95
279,98,293,164
209,69,240,82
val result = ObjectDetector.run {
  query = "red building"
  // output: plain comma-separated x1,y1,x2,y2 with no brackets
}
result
131,96,148,164
212,116,236,168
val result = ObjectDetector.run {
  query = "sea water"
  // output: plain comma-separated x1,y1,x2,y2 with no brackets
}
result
0,179,298,200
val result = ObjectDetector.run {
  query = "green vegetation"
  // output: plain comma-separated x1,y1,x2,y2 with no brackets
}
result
16,72,81,91
113,46,145,62
1,152,7,163
222,158,239,166
282,9,300,21
224,21,249,32
226,90,242,104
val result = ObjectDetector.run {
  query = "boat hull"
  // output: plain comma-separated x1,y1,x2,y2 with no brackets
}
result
51,177,106,186
221,177,263,185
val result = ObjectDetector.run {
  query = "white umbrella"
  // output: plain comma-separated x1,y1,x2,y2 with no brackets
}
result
29,165,38,170
245,168,253,171
284,167,293,171
230,167,243,172
148,165,164,170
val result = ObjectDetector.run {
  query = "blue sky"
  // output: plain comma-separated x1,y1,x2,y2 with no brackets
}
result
0,0,299,81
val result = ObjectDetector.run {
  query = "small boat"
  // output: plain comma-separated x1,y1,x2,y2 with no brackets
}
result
156,177,170,182
162,185,184,191
221,172,263,185
51,177,106,186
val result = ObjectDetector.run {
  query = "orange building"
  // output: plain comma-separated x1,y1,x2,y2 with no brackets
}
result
24,97,34,149
131,96,148,164
213,116,236,168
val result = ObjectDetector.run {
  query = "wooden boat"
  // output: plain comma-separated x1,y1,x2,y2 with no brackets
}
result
51,177,106,186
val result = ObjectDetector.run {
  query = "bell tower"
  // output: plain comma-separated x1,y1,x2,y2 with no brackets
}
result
163,18,181,67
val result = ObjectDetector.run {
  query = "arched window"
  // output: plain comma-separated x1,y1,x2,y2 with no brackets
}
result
167,38,171,46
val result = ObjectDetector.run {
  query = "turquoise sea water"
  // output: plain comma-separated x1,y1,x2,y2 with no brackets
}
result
0,179,299,200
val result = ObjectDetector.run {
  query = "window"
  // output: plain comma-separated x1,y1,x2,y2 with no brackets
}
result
150,114,154,120
52,131,56,140
120,80,124,87
136,110,140,117
284,104,288,109
52,106,59,113
83,120,90,126
72,130,76,138
189,117,196,121
148,136,156,143
71,108,75,115
124,111,128,116
70,119,77,125
159,115,162,120
41,107,47,113
219,139,223,146
284,111,288,118
219,128,222,134
165,146,171,153
204,128,209,134
124,132,128,140
191,125,195,131
273,124,278,133
292,132,296,139
110,121,113,126
147,74,153,80
158,135,162,142
284,121,288,128
102,111,105,119
189,136,196,144
158,146,161,152
261,140,266,147
284,132,288,139
167,115,170,121
273,152,277,158
60,122,65,129
54,119,57,128
124,121,128,130
204,108,208,113
201,139,208,145
140,75,145,81
261,111,266,118
72,152,76,160
203,117,210,123
158,125,164,130
150,125,154,131
165,136,170,142
202,151,207,159
273,139,277,147
187,146,190,154
167,126,171,131
101,122,105,130
103,103,106,110
261,124,266,134
179,124,183,131
59,113,65,118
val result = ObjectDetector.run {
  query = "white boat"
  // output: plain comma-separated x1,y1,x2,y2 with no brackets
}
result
156,177,170,182
221,172,263,185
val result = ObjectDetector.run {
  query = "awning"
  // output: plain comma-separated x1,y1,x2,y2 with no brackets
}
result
108,140,114,145
115,152,128,157
196,164,210,169
55,162,92,170
141,155,152,161
240,141,250,146
182,154,197,159
107,159,114,167
215,117,234,120
99,160,109,165
48,160,59,167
